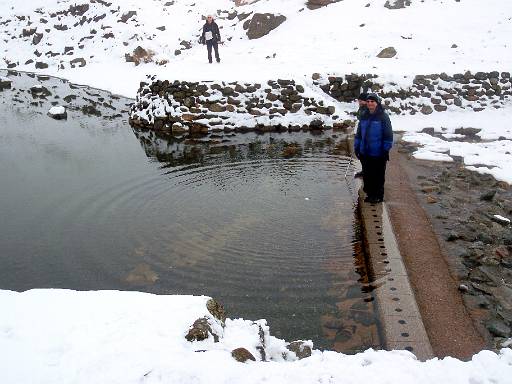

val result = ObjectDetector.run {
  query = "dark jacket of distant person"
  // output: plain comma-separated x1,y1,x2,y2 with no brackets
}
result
200,20,221,44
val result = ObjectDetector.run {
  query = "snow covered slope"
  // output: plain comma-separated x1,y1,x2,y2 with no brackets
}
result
1,289,512,384
1,0,511,96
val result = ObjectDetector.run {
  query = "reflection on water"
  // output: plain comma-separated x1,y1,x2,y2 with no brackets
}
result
0,70,379,352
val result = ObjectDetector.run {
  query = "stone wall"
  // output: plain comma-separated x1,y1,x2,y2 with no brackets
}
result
315,71,511,115
129,77,350,134
130,71,512,134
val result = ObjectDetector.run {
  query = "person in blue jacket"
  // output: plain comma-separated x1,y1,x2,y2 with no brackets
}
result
354,93,393,203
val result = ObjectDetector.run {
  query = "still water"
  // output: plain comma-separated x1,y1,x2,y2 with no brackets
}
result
0,71,379,352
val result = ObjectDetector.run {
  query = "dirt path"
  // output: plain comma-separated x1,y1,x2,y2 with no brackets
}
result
384,149,488,359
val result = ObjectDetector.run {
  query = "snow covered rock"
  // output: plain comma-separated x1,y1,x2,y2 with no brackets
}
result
30,85,52,97
125,46,154,66
185,317,221,342
48,106,68,120
206,298,226,324
286,340,312,359
246,13,286,40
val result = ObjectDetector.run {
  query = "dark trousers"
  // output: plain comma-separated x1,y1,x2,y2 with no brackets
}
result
360,155,387,200
206,40,220,63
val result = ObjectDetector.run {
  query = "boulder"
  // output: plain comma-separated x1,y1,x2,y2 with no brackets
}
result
206,298,226,324
30,85,52,97
0,77,12,90
119,11,137,23
48,106,67,120
286,341,312,359
454,127,481,136
306,0,341,10
377,47,397,58
70,57,86,68
69,4,90,16
420,105,433,115
125,46,154,65
384,0,411,9
22,28,37,37
246,13,286,40
35,61,48,69
185,317,219,342
231,347,256,362
208,103,227,113
310,119,324,129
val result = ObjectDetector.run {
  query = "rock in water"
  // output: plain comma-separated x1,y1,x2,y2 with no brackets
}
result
48,106,67,120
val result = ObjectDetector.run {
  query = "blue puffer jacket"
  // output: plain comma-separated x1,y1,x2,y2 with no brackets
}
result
354,105,393,158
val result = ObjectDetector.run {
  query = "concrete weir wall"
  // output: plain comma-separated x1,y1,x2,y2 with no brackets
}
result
358,194,434,360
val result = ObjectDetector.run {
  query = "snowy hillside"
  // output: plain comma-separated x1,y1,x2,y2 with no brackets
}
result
1,0,511,96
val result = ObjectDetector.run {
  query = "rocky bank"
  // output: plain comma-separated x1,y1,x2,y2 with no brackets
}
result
397,140,512,348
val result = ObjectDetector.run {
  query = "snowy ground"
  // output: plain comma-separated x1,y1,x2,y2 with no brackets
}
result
395,106,512,184
1,289,512,384
2,1,512,380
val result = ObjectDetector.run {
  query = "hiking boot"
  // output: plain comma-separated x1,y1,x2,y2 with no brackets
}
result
216,58,221,63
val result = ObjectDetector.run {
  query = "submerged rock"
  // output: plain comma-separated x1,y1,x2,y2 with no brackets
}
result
486,319,511,338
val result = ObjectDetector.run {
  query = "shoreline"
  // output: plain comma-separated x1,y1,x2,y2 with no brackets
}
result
382,139,511,356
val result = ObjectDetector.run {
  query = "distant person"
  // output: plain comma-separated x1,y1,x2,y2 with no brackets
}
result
200,15,221,64
354,93,393,204
354,92,368,178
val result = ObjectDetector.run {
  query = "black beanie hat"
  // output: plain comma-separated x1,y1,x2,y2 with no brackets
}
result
365,93,380,103
358,92,369,101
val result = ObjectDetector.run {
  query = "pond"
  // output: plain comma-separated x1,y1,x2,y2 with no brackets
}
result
0,70,380,352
